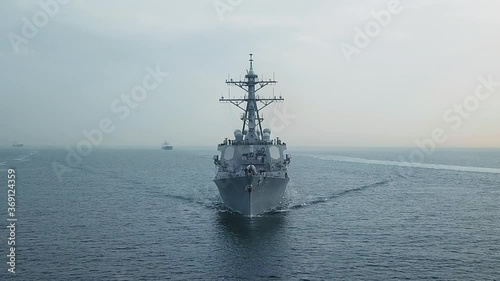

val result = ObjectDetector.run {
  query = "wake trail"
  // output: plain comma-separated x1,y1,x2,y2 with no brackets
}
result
282,180,390,210
11,151,37,162
164,179,391,214
304,154,500,174
66,164,223,210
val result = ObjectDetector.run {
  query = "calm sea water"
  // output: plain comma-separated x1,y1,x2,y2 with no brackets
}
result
0,147,499,280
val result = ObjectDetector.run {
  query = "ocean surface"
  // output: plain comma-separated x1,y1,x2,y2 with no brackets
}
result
0,147,499,280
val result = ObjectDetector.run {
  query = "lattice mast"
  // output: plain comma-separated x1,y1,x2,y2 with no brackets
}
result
220,54,284,142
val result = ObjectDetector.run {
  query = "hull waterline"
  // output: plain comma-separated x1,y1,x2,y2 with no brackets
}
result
214,175,289,216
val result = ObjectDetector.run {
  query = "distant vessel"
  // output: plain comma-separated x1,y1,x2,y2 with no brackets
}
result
12,142,24,147
213,54,291,216
161,141,173,150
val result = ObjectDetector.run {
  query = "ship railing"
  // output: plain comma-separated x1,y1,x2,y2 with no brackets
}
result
215,171,285,179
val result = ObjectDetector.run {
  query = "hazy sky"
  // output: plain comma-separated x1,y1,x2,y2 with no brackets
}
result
1,0,500,147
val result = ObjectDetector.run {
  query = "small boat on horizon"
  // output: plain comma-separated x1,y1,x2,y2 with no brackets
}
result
12,142,24,148
162,141,173,150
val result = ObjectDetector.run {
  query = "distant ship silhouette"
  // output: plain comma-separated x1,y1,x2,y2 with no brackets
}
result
12,142,24,147
161,141,173,150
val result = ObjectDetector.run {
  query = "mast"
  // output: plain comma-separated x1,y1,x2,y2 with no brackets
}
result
220,54,284,142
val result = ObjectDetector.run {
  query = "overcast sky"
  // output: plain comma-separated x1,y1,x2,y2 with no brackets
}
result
1,0,500,147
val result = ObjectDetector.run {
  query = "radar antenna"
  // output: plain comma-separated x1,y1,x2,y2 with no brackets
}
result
219,54,284,142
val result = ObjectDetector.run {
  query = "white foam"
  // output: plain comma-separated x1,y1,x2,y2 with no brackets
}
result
306,154,500,174
12,152,37,162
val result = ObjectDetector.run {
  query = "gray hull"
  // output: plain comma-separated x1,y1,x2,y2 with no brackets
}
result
214,175,289,216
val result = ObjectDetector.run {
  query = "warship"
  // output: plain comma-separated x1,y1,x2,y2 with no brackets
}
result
213,54,291,216
12,142,24,148
161,141,173,150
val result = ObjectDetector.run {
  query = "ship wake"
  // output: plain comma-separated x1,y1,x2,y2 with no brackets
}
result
12,151,37,162
162,179,391,216
305,154,500,174
276,180,390,212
